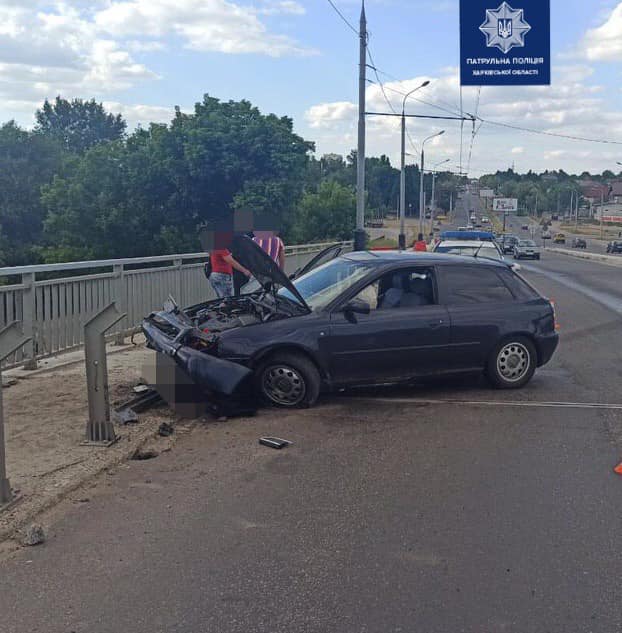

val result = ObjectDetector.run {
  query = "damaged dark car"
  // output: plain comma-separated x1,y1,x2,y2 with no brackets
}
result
143,236,559,410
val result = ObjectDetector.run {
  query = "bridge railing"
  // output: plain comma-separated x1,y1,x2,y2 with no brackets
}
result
0,241,353,368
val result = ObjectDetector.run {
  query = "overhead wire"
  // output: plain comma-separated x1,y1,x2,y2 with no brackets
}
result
325,0,359,35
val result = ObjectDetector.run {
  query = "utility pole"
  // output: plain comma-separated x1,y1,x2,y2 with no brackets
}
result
354,1,367,252
600,189,604,239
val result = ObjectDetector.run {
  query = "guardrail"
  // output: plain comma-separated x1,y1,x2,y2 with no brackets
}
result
0,241,352,369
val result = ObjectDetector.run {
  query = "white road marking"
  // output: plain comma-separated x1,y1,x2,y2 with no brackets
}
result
345,397,622,411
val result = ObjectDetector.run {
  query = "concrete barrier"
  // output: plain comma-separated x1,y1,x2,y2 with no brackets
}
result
547,247,622,267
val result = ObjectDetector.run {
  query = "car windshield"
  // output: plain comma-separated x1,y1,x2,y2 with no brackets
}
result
518,240,536,247
277,258,373,310
435,244,503,260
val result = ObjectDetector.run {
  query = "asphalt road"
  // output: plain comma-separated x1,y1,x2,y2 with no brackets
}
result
1,229,622,632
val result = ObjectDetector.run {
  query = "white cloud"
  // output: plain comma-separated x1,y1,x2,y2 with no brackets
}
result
94,0,316,57
580,2,622,61
0,0,312,127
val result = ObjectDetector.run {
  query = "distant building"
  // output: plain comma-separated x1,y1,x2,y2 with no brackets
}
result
580,182,610,204
610,182,622,204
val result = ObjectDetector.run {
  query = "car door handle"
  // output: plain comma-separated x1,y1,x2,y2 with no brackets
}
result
428,319,444,330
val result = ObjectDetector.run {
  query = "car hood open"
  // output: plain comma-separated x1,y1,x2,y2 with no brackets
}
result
230,235,310,311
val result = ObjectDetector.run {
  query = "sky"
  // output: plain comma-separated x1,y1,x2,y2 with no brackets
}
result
1,0,622,176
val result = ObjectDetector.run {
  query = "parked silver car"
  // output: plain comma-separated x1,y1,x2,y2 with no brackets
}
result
513,239,540,260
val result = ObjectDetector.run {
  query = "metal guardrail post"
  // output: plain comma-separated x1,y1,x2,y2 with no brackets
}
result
0,323,31,504
174,258,183,305
83,303,126,445
21,272,37,370
113,264,126,345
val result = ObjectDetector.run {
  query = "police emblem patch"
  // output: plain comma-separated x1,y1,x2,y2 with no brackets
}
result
480,2,531,54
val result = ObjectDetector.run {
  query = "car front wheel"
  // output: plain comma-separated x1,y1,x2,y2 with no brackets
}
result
487,337,537,389
255,352,321,408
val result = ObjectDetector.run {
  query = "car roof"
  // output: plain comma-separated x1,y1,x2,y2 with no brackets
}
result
342,250,507,268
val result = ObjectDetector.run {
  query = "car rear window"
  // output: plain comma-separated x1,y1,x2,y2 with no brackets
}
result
441,266,514,305
497,268,541,301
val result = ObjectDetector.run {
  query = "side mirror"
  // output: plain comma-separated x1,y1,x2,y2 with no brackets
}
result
343,298,371,316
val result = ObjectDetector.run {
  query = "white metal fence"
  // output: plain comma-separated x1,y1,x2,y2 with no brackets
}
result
0,242,352,368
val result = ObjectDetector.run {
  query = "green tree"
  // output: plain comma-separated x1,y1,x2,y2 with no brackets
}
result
40,95,314,259
35,97,126,153
291,181,356,243
0,121,63,265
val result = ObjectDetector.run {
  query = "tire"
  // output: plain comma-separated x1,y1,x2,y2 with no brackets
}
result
255,352,321,408
486,336,537,390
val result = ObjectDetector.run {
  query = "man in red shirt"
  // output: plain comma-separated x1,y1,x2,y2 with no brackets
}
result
209,249,251,298
413,233,428,252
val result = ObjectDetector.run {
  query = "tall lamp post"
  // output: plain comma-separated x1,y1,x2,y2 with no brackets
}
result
419,131,445,236
429,159,450,234
399,81,430,249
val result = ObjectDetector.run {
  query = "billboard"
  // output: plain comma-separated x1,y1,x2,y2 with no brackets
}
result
480,189,495,198
493,198,518,212
460,0,551,86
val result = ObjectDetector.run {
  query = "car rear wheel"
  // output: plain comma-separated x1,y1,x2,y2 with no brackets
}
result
487,337,537,389
256,352,321,408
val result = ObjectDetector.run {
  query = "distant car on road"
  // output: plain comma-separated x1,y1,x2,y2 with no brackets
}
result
541,231,552,240
572,238,587,249
143,239,559,408
521,224,529,231
607,241,622,254
553,233,566,244
498,235,519,254
481,217,490,224
513,240,540,260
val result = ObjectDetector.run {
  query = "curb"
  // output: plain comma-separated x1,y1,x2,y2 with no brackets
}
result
546,247,622,267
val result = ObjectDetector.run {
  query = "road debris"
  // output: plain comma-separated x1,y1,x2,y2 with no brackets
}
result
131,448,159,461
22,524,46,546
158,422,174,437
113,388,165,425
259,437,292,450
614,463,622,475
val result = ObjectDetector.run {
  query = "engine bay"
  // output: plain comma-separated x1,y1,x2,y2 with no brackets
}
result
190,292,294,333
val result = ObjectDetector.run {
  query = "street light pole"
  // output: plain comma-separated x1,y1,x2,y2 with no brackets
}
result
418,131,445,236
399,81,430,249
354,1,367,252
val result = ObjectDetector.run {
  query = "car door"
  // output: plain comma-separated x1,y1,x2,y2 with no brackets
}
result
291,244,343,279
323,267,451,385
437,264,517,370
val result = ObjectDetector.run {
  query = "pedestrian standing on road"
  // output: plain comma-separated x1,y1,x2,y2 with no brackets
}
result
413,233,428,252
208,248,252,299
253,231,286,270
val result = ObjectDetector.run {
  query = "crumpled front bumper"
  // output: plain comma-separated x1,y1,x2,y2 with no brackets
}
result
142,319,253,398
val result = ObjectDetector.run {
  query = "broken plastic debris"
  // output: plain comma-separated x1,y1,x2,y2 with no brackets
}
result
614,463,622,475
259,437,292,450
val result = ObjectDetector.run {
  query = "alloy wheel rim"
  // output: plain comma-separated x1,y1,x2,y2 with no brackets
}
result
497,342,530,383
263,365,306,406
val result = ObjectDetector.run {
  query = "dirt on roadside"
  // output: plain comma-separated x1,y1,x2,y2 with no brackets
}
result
0,345,196,543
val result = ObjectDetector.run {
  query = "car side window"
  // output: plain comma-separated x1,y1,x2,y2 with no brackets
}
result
441,267,514,305
353,268,437,311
